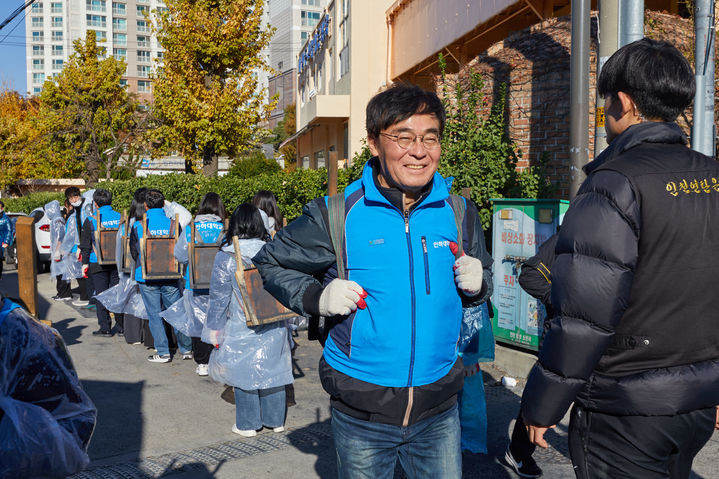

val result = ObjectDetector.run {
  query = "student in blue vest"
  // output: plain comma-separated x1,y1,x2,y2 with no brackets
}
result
168,192,226,376
130,189,193,363
80,189,123,337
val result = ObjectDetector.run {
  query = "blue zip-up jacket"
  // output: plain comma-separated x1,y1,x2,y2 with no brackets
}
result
255,159,493,425
80,205,122,264
0,212,13,249
130,208,173,284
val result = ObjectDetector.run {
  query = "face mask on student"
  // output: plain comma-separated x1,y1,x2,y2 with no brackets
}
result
71,200,82,208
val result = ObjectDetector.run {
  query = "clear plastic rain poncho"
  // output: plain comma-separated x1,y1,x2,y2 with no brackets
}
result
93,221,149,320
162,214,224,337
163,201,192,230
204,239,293,391
45,200,68,279
60,213,83,280
0,297,96,478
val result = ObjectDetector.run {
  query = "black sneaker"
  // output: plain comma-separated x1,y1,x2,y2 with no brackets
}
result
116,329,124,337
503,447,543,478
92,329,113,337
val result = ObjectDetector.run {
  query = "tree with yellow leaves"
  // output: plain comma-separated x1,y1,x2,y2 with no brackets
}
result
152,0,276,175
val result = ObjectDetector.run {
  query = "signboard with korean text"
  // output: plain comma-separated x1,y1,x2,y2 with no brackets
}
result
490,199,569,351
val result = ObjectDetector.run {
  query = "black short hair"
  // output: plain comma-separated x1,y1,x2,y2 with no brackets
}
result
65,186,81,199
144,189,165,209
598,38,695,122
197,192,227,220
93,189,113,207
222,204,266,246
366,83,446,139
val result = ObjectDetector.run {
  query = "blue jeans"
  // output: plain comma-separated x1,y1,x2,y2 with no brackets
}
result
139,282,191,357
234,386,286,430
331,403,462,479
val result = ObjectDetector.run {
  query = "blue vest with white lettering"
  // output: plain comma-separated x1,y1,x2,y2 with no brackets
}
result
184,220,224,290
87,205,122,264
133,208,172,283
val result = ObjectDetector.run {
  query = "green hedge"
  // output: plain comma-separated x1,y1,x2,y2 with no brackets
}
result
4,168,357,220
3,192,64,214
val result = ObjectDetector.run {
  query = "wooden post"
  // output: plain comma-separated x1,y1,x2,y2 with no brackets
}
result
328,150,338,196
15,216,39,318
461,187,472,200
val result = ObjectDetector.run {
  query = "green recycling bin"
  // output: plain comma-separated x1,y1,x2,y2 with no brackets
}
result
490,198,569,351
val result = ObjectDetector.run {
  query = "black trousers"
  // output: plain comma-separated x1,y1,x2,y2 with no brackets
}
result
569,405,715,479
509,414,536,460
76,277,89,301
56,275,72,298
192,337,213,365
91,268,121,332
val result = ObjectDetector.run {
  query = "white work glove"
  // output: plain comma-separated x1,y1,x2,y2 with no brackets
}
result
208,329,221,348
454,254,484,296
319,279,367,317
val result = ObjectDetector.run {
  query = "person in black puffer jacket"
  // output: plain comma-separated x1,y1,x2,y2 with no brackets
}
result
520,38,719,479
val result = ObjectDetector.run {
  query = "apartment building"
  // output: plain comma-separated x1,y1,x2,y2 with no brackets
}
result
25,0,166,98
294,0,391,168
266,0,327,128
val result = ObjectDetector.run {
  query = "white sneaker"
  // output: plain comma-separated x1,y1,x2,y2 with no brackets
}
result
181,351,193,360
147,354,171,363
72,299,89,307
272,426,285,433
231,425,257,437
196,364,209,376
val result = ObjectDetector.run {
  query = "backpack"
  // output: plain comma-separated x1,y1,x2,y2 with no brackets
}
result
139,213,182,280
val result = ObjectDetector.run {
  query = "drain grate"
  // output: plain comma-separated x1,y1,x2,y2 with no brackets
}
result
69,422,333,479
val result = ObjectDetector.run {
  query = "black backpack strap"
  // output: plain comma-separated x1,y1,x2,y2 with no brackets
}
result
447,194,466,259
327,193,346,280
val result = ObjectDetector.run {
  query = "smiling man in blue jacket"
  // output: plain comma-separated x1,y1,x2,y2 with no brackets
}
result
255,84,493,478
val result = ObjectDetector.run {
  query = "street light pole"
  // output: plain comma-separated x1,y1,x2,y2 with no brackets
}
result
569,0,591,199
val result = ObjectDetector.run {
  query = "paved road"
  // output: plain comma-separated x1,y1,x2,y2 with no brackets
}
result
1,269,716,478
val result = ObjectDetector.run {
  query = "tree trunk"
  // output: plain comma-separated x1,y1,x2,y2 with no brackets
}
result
201,144,218,176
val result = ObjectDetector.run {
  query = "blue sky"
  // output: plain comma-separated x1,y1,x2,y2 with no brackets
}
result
0,1,28,94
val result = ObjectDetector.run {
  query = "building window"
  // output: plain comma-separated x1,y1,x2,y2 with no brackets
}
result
31,3,43,13
33,87,42,95
87,14,106,27
314,150,325,169
113,33,126,45
32,31,44,42
302,0,321,5
31,17,43,28
33,73,45,84
302,156,310,169
51,44,63,55
301,31,308,43
86,0,106,12
33,45,45,56
137,50,151,63
113,48,126,60
32,59,44,70
51,16,63,27
137,65,150,78
112,2,125,15
112,17,126,30
339,45,349,78
51,2,62,13
156,51,164,60
136,5,149,16
95,30,107,42
136,35,149,47
136,20,149,32
137,80,151,92
300,11,321,28
119,78,127,87
52,59,64,70
51,30,63,41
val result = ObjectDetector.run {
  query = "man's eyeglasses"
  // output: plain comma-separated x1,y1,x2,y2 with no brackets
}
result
379,132,440,150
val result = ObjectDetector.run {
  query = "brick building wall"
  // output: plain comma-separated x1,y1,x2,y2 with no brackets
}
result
441,11,700,199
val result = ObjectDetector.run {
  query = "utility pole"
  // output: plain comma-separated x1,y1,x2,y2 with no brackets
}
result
569,0,591,199
619,0,645,47
594,0,621,158
692,0,716,156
